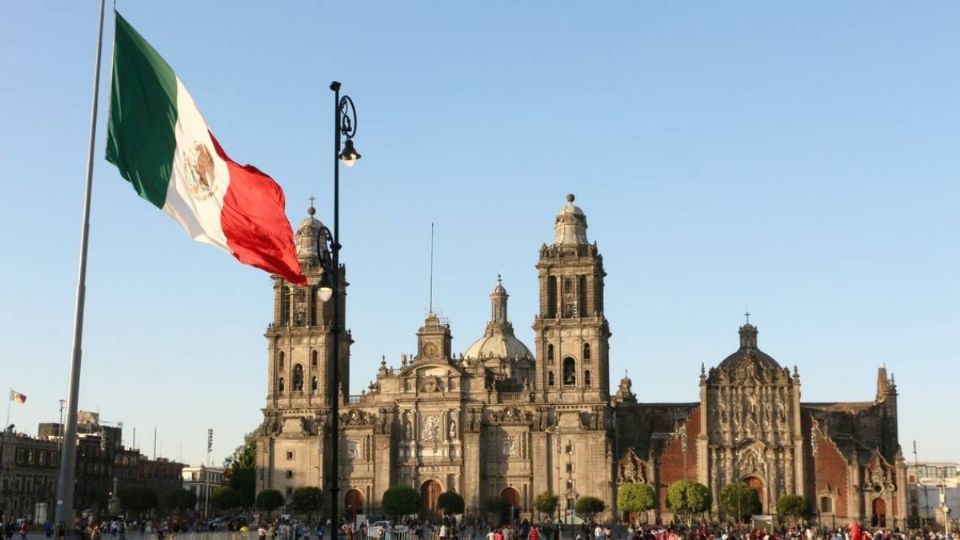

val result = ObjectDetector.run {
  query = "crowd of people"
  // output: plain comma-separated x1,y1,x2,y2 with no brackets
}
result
3,516,958,540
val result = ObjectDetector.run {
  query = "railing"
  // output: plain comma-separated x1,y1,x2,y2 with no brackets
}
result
499,391,530,402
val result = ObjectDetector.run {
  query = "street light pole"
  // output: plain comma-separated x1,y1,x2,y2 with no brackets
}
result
317,81,360,535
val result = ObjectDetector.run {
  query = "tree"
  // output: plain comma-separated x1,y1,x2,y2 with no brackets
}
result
718,483,761,523
666,480,712,523
118,485,159,516
382,486,419,520
574,496,606,523
289,487,324,523
485,496,511,523
777,495,810,525
166,489,198,513
211,486,243,512
533,492,559,520
225,439,257,508
256,489,286,515
437,491,465,516
617,483,655,524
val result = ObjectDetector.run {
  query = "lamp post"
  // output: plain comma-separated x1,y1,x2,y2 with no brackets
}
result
314,81,361,534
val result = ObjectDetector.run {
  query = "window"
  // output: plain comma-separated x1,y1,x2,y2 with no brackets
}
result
566,463,573,473
278,351,285,371
286,451,294,460
311,376,318,394
578,275,587,315
583,343,591,362
280,286,290,324
547,277,557,318
547,344,554,364
311,350,318,369
286,470,293,479
278,377,285,394
820,496,833,513
584,370,592,387
293,364,304,392
562,357,576,385
548,372,555,386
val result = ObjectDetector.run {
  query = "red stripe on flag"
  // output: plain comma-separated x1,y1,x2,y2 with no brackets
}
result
208,132,306,286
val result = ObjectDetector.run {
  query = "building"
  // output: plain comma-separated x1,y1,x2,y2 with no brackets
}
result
182,465,226,514
907,462,959,530
0,429,58,521
37,413,184,515
256,195,908,526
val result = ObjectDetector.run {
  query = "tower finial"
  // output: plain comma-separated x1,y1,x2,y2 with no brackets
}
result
567,193,575,203
307,196,316,216
744,310,751,325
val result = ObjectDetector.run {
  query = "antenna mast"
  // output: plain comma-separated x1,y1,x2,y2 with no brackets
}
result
429,222,435,314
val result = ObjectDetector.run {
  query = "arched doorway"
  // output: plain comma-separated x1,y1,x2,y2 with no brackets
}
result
501,487,521,523
420,480,443,522
872,498,887,527
744,476,764,514
344,489,364,520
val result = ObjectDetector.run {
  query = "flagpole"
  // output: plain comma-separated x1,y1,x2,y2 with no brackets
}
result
55,0,107,527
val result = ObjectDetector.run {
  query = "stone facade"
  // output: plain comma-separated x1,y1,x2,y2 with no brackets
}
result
256,195,907,526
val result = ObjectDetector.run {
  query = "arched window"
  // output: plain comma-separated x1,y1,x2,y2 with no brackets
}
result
293,364,304,392
820,496,833,513
278,351,285,371
547,344,555,364
311,376,318,394
280,286,290,324
278,377,285,394
311,350,318,369
562,357,576,386
584,370,592,387
548,372,555,386
583,343,591,362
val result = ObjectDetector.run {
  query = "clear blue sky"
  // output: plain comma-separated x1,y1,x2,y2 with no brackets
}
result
2,2,957,467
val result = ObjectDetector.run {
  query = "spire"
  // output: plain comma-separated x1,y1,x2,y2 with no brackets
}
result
554,193,589,245
490,274,508,324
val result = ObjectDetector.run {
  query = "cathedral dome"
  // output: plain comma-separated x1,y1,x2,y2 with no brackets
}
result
717,322,783,371
554,193,589,245
463,333,534,361
463,277,534,361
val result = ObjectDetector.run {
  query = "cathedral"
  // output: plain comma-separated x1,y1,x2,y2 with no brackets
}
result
255,195,908,527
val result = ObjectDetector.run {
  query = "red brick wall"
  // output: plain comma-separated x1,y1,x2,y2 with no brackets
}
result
813,425,849,518
656,406,701,514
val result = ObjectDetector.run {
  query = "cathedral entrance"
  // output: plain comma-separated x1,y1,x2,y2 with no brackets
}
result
872,498,887,527
420,480,443,522
744,476,764,513
344,489,364,520
501,487,521,523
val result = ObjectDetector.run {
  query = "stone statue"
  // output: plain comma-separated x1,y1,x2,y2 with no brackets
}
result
449,418,457,439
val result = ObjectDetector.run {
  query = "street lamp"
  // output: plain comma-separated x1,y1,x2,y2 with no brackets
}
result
314,80,361,532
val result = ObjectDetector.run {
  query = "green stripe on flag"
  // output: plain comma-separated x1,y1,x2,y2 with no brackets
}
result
105,12,179,209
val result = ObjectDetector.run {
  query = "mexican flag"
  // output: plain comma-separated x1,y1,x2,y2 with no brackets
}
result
9,390,26,404
106,12,305,285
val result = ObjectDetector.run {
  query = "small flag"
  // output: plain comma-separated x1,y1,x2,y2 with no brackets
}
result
9,390,26,404
105,13,305,285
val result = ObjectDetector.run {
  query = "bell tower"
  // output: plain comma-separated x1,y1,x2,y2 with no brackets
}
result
533,194,611,401
265,201,351,410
